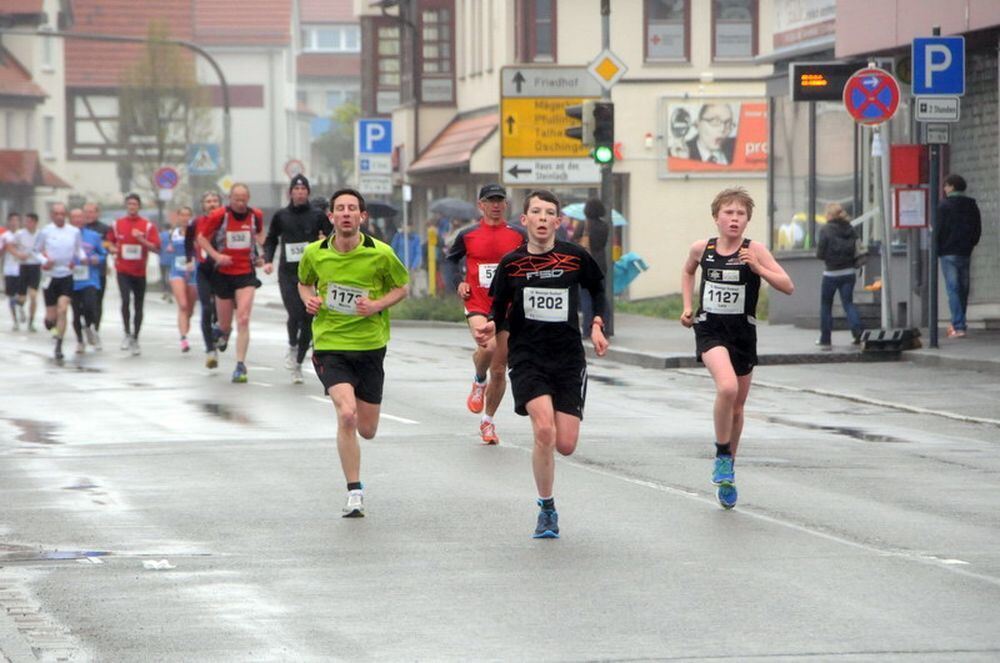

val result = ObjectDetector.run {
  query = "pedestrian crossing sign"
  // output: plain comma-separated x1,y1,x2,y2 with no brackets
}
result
187,143,221,175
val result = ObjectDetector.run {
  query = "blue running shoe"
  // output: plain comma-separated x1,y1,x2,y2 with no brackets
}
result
712,454,735,486
533,509,559,539
231,363,248,384
717,483,738,509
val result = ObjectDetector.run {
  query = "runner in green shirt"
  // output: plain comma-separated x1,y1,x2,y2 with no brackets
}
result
298,188,409,518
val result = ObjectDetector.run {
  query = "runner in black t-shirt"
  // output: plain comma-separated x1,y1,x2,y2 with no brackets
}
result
263,174,332,383
475,189,609,540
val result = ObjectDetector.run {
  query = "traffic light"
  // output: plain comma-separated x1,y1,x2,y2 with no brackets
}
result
591,101,615,164
564,100,596,146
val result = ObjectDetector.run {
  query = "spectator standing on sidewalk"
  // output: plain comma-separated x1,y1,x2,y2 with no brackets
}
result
936,174,982,338
573,198,610,337
815,202,863,348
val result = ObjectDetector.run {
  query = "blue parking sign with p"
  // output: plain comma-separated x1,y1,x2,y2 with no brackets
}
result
358,119,392,154
912,37,965,96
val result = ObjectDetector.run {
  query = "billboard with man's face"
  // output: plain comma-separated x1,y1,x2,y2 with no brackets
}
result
659,99,768,176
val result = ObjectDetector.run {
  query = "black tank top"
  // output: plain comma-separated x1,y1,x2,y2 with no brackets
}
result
696,237,760,326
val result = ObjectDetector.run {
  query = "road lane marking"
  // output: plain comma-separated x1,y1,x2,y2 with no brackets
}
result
305,396,418,424
249,382,272,387
500,438,1000,588
677,369,1000,428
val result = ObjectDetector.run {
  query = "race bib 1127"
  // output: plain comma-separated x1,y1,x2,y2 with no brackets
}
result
702,281,745,315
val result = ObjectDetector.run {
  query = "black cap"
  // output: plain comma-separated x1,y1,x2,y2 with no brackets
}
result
289,174,311,193
478,184,507,200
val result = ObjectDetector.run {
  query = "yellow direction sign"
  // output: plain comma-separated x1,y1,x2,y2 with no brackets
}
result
501,97,597,158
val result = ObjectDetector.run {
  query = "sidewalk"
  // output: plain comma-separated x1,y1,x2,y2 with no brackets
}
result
253,271,998,374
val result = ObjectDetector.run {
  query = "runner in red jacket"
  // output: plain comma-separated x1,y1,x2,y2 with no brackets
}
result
106,193,160,355
445,184,525,445
197,183,264,384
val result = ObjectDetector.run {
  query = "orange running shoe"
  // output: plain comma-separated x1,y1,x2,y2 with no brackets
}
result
479,420,499,445
467,380,487,413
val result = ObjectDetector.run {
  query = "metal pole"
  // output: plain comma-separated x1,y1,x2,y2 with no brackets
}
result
0,29,233,177
927,25,942,348
872,126,893,328
600,0,614,337
807,101,817,249
928,141,940,347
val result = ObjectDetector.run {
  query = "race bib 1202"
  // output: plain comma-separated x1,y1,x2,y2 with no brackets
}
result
523,287,569,322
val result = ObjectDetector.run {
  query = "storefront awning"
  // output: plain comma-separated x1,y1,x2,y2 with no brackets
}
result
0,150,72,188
409,111,498,174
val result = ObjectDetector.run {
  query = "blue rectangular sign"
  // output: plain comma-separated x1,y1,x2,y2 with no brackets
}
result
912,37,965,96
358,119,393,154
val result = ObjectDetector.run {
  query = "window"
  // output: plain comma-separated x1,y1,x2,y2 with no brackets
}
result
516,0,557,63
326,89,345,110
302,25,361,53
23,114,33,149
41,30,54,70
4,112,14,148
713,0,757,60
645,0,689,62
419,2,455,103
374,20,401,114
43,116,54,157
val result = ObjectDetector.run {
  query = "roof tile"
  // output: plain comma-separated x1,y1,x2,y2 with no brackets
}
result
0,48,46,100
410,113,499,173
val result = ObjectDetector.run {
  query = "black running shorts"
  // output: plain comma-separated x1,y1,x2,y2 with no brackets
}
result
210,271,261,300
43,275,74,306
311,347,387,404
508,353,588,420
4,275,19,296
694,323,758,376
19,264,41,293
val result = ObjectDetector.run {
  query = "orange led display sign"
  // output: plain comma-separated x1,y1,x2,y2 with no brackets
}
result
790,63,860,102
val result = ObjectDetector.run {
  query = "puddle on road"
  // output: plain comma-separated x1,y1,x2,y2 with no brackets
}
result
588,374,631,387
0,543,109,563
189,401,255,426
1,416,62,445
757,414,909,444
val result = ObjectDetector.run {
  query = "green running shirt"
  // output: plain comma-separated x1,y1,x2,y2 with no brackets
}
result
298,233,409,351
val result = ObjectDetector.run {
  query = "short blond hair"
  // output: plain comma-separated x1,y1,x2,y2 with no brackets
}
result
825,202,847,221
711,187,755,220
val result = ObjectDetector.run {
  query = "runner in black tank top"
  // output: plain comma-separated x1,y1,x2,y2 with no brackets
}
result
694,236,761,375
681,188,794,510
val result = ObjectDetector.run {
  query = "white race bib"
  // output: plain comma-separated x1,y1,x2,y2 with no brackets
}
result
325,282,368,315
226,230,251,250
72,264,90,281
523,287,569,322
120,244,142,260
285,242,307,263
478,263,498,288
703,281,745,315
174,256,189,270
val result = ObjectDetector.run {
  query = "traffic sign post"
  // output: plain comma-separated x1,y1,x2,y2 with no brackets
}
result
187,144,220,176
844,66,901,330
912,37,965,96
915,96,960,122
154,166,179,190
356,118,393,196
500,66,602,186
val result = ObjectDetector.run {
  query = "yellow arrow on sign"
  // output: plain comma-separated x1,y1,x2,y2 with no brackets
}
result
501,97,597,158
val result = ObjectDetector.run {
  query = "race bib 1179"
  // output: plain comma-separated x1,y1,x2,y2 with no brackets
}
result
325,282,368,315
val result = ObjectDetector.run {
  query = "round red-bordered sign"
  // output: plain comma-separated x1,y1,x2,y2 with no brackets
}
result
843,67,901,126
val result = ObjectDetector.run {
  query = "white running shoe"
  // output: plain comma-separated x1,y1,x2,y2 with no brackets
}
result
84,325,97,346
120,335,131,351
92,330,102,351
130,336,141,356
76,342,85,355
291,365,304,384
343,490,364,518
285,346,297,370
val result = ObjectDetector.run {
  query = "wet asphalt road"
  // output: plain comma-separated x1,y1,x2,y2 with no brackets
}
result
1,291,999,662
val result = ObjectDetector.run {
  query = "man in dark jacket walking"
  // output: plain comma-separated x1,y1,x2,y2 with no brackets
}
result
816,202,862,347
263,174,333,382
936,174,981,338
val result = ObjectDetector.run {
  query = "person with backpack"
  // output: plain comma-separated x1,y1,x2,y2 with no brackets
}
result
816,202,862,348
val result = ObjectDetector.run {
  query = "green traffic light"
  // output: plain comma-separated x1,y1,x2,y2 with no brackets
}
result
593,145,614,164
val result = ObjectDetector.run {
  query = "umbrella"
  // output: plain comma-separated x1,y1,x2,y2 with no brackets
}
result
365,200,399,218
429,197,478,220
561,202,628,226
